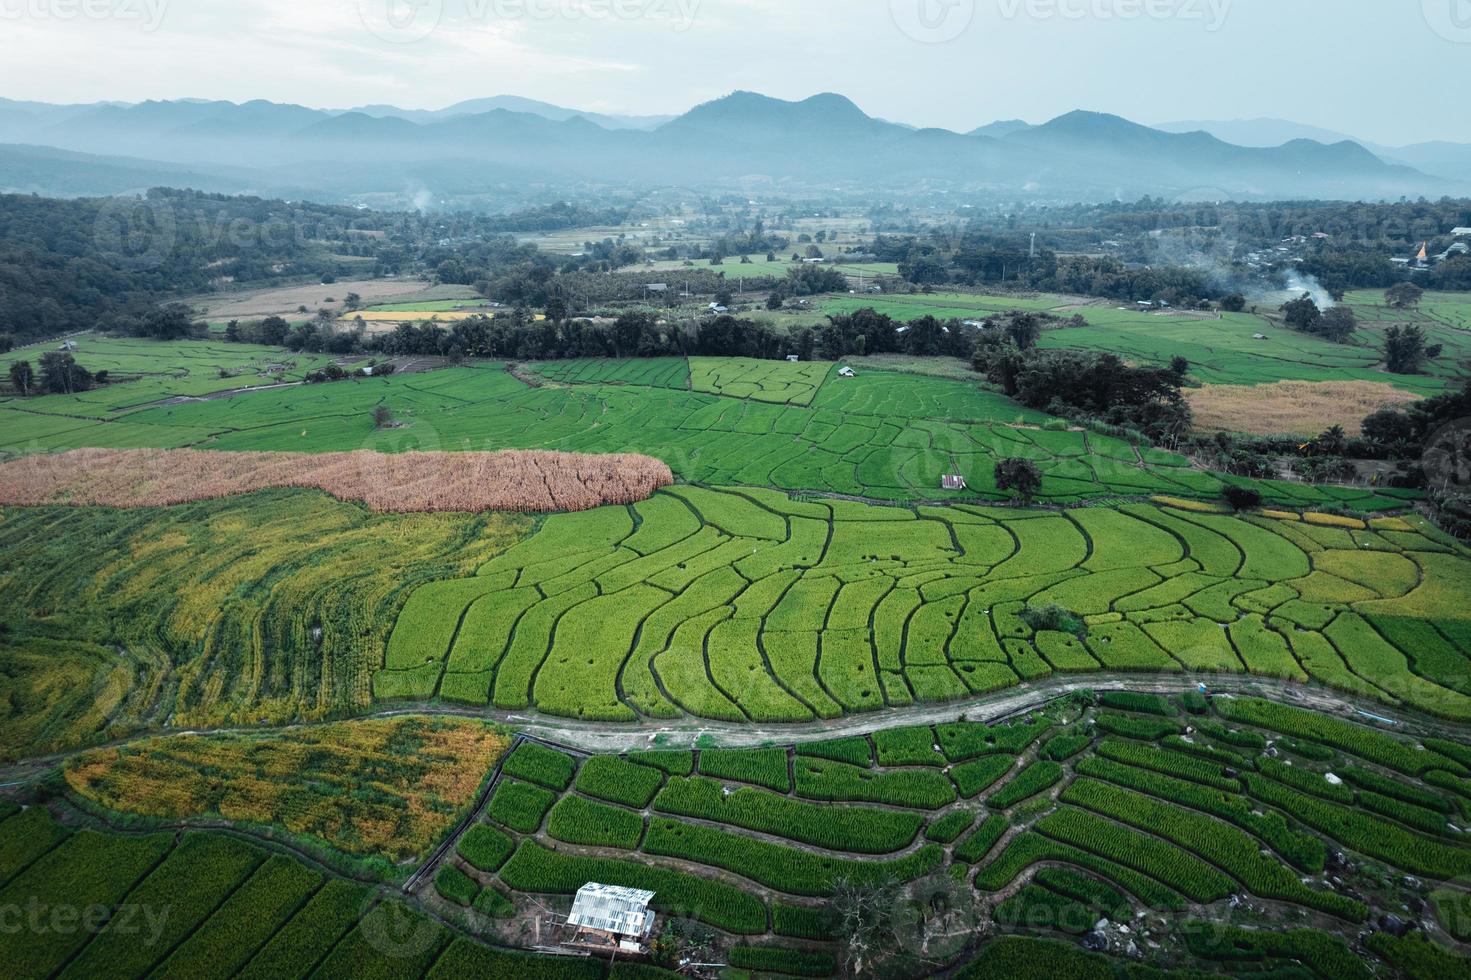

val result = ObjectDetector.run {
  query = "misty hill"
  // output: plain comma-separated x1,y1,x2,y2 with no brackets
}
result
1157,116,1471,182
0,93,1460,207
1156,117,1363,148
344,95,674,130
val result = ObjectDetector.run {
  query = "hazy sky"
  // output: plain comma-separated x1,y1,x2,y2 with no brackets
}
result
3,0,1469,145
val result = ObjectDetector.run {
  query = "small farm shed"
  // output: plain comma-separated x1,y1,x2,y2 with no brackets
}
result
941,473,967,491
566,883,656,952
837,366,856,378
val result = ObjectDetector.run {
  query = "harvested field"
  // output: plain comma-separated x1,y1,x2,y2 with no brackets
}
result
0,447,672,513
1186,381,1422,436
190,279,463,320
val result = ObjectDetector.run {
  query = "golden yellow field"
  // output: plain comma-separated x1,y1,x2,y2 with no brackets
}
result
65,716,510,863
1185,380,1421,435
0,447,673,513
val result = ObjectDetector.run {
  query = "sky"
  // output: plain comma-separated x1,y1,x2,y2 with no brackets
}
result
2,0,1469,146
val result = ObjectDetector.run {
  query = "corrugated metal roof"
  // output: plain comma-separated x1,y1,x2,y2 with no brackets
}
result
566,883,656,937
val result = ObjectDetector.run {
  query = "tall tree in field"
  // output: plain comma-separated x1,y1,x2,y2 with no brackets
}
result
995,458,1043,505
1315,306,1357,342
38,351,92,395
1384,325,1428,374
1385,282,1423,309
9,360,34,396
1281,294,1321,333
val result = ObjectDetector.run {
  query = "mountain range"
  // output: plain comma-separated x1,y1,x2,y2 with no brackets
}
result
1154,117,1471,182
0,92,1464,208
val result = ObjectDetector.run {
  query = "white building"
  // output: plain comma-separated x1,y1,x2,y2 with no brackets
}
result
566,883,656,953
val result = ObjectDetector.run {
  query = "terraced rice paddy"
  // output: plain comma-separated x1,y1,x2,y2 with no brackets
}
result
688,357,833,404
421,692,1471,978
378,486,1471,722
0,492,528,760
0,805,592,980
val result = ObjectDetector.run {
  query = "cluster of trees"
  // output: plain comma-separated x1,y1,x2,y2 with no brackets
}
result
7,351,104,396
234,304,990,364
1279,295,1358,342
0,189,564,343
875,228,1224,307
972,338,1191,443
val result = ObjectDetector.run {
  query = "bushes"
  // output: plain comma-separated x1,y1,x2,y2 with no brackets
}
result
950,755,1015,798
503,742,579,790
151,855,324,980
1216,697,1464,776
953,814,1009,863
627,750,694,776
499,840,768,933
1076,756,1324,872
458,825,515,873
975,832,1184,911
642,818,943,896
935,718,1051,762
1095,738,1239,791
489,779,556,833
873,726,946,766
1093,711,1179,741
989,761,1063,809
795,758,957,809
925,810,975,844
436,864,479,906
1097,691,1175,716
0,830,173,978
1182,923,1373,980
1061,778,1363,920
698,748,791,792
575,756,665,808
653,776,921,853
1036,807,1233,904
729,946,837,977
1244,772,1471,879
546,796,644,849
236,879,370,980
796,737,872,766
773,903,834,940
427,937,605,980
1040,732,1091,762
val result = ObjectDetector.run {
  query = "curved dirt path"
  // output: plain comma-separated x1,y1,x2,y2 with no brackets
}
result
5,672,1464,783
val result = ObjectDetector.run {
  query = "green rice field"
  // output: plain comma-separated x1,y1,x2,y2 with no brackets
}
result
4,353,1416,509
427,691,1471,976
377,487,1471,723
